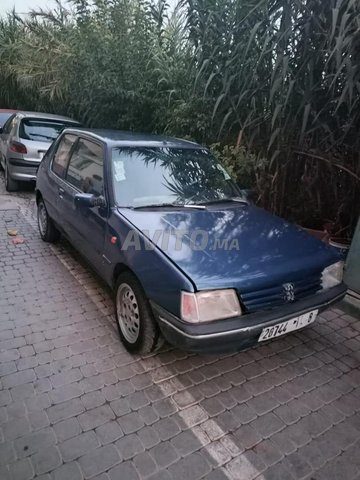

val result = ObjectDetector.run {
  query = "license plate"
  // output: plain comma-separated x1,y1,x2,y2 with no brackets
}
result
258,310,318,342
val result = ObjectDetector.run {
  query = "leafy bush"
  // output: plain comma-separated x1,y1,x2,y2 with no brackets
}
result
209,143,264,190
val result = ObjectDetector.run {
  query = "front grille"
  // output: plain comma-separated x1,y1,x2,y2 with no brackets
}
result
240,273,322,312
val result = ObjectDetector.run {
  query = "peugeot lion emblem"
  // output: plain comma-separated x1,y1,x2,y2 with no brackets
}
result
283,283,295,302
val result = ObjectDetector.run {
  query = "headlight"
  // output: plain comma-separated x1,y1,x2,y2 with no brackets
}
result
181,289,242,323
321,261,344,290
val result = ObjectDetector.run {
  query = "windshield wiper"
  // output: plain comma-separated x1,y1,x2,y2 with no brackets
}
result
131,203,206,210
200,197,248,206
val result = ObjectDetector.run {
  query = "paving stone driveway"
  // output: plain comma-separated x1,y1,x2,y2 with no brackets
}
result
0,173,359,480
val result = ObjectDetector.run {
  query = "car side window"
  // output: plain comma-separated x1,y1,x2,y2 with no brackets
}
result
66,138,104,196
3,116,16,135
51,134,77,179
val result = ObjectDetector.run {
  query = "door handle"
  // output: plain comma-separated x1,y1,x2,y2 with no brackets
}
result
58,187,64,198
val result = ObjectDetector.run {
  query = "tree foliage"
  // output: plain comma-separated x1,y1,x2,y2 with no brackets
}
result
0,0,359,234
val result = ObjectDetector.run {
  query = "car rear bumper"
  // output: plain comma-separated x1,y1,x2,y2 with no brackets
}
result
151,284,347,353
8,157,40,181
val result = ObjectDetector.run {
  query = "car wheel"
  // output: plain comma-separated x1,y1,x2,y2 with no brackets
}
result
4,161,19,192
37,197,60,243
115,272,161,354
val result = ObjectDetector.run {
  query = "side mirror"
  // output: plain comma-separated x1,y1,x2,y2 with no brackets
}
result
0,127,3,134
74,193,106,208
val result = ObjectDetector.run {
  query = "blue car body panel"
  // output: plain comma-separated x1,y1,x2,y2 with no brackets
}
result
121,205,340,292
102,209,195,316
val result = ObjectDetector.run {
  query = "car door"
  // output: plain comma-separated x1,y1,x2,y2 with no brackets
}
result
60,136,109,274
46,133,78,226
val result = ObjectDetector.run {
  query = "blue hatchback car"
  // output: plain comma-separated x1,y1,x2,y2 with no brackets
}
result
36,128,347,353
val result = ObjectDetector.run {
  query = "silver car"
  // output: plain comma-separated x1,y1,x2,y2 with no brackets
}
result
0,111,80,191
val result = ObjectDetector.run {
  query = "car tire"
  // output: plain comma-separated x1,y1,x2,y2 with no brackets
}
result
4,161,19,192
114,272,161,354
37,197,60,243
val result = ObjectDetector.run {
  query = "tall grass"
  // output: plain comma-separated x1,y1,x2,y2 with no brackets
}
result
0,0,359,234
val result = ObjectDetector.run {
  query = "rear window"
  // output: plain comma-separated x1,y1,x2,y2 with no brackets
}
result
19,118,78,142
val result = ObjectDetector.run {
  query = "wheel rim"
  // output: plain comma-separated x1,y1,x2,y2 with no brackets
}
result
38,202,48,237
116,283,140,344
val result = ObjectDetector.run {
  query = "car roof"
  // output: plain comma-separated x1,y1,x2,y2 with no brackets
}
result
61,128,203,149
16,111,80,124
0,109,17,113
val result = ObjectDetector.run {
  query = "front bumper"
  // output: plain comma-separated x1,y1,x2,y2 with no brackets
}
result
151,284,347,353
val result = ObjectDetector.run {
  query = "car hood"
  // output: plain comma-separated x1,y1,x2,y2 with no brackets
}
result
119,204,339,292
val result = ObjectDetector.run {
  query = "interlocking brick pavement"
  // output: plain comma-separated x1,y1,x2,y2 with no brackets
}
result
0,173,360,479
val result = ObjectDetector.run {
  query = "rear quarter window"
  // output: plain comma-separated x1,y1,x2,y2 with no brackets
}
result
2,115,17,134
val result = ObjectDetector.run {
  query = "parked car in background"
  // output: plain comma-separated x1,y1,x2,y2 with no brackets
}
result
0,109,17,128
0,111,80,191
36,128,347,354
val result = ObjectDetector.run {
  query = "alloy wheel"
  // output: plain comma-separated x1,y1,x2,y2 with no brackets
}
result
116,283,140,343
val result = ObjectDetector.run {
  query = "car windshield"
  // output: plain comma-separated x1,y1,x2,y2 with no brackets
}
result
19,118,77,142
111,147,242,208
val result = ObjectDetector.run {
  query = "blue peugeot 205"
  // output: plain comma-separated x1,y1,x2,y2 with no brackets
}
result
36,129,347,354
